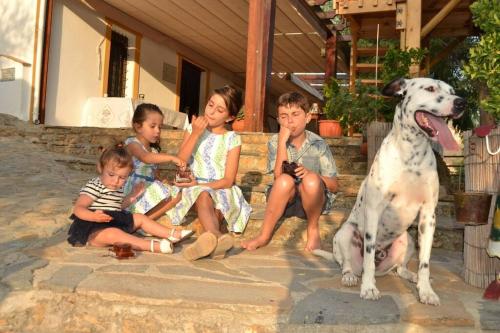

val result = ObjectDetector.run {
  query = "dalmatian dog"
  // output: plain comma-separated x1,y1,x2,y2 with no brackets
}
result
314,78,465,305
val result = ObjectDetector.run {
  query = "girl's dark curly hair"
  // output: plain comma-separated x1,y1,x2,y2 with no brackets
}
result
132,103,164,152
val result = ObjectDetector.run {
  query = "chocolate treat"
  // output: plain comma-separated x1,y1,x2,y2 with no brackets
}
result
175,166,192,183
282,161,299,179
111,243,135,259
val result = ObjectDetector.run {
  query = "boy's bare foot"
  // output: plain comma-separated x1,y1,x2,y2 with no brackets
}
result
304,236,321,252
241,236,270,251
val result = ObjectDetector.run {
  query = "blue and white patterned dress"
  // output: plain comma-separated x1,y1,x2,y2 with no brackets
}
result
166,126,252,233
123,137,180,214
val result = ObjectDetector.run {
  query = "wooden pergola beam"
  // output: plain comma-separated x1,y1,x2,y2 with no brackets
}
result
307,0,328,5
289,0,330,41
421,0,461,38
244,0,276,132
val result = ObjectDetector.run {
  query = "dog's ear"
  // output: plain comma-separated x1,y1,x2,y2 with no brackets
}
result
381,78,407,97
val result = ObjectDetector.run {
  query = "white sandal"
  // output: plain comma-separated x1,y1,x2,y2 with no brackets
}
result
150,239,173,254
167,229,195,244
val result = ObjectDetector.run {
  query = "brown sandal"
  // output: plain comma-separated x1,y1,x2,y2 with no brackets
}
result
182,232,217,261
209,234,234,260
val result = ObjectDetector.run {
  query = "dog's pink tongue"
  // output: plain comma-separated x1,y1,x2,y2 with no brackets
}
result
427,115,460,151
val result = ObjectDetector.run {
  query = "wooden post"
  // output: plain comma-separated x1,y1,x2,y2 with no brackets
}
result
349,18,359,92
405,0,421,77
244,0,276,132
324,31,337,84
38,0,54,124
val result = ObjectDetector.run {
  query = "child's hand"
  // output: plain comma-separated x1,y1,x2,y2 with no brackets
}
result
278,124,292,143
191,115,208,136
171,156,186,168
294,164,312,179
93,210,112,223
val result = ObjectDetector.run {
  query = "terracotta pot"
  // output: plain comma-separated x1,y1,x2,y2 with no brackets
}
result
232,119,245,132
318,120,342,137
454,192,492,225
360,142,368,156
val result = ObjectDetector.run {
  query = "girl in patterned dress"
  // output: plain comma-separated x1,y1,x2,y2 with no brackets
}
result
168,85,252,261
123,104,193,243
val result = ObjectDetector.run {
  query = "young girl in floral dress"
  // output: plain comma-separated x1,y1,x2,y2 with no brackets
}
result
124,103,193,243
169,85,252,261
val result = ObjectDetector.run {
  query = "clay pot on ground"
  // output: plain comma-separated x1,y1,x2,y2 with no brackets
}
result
318,120,342,137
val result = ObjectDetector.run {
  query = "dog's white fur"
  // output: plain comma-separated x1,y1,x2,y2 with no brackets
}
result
314,78,465,305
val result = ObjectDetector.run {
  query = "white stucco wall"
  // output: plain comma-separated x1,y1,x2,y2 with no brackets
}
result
0,0,37,121
138,37,177,113
44,0,104,126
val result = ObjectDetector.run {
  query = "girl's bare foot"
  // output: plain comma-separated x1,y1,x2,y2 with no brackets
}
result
241,236,270,251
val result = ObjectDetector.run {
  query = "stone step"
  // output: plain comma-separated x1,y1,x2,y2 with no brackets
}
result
242,204,463,251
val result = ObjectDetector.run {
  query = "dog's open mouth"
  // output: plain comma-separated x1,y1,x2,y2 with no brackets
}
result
415,111,460,151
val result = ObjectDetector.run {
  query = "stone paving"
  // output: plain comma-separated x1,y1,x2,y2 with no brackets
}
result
0,136,499,332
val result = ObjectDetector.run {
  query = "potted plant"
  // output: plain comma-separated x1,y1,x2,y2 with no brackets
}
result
232,106,245,132
320,79,351,137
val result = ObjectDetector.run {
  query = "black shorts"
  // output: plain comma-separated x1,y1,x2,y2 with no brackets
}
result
266,180,328,219
67,210,135,246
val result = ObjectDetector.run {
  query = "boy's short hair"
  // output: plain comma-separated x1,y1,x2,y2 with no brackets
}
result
277,92,309,114
98,144,133,171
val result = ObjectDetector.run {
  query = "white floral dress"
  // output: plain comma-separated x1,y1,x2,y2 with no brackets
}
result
166,126,252,233
123,137,180,214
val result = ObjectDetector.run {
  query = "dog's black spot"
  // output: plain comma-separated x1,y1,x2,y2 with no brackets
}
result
412,82,416,87
432,213,435,219
366,244,375,254
420,223,426,234
415,171,421,176
431,221,436,227
419,262,429,269
419,85,423,89
360,195,363,202
436,96,444,103
418,104,426,108
350,222,358,228
389,231,395,236
431,109,438,114
389,192,397,201
365,232,372,241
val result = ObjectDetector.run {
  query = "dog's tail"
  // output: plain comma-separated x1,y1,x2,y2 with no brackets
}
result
312,249,334,261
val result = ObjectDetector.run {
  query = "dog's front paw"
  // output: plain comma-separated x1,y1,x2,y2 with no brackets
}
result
418,287,440,306
360,283,380,300
342,272,358,286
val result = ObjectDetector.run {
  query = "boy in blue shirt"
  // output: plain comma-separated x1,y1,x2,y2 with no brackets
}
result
242,92,338,251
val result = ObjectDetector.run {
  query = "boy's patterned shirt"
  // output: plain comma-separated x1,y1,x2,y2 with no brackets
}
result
267,130,338,212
